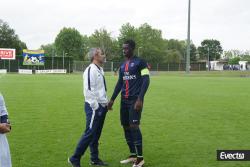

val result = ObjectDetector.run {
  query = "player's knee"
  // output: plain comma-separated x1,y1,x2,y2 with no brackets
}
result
123,125,130,130
129,124,139,129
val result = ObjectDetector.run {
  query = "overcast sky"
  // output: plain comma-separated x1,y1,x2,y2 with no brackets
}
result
1,0,250,51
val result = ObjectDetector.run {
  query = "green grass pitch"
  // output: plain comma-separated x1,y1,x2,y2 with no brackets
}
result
0,72,250,167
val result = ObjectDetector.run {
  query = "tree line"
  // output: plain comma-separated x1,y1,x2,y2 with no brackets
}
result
1,19,249,64
41,23,225,63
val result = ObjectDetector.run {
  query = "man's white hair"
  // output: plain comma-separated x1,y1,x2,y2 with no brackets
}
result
88,48,99,62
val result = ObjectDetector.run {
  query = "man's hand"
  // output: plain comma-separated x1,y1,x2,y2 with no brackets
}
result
0,123,11,134
134,99,143,111
107,100,114,110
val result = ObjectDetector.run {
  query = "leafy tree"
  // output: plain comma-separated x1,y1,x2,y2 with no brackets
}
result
224,50,242,59
137,23,165,63
40,43,55,57
0,19,27,55
163,39,197,63
165,39,185,52
80,35,89,60
88,28,116,61
109,39,121,61
241,51,250,62
163,49,183,63
189,43,197,62
118,23,138,46
116,23,139,61
164,39,184,63
228,57,240,65
118,23,165,63
241,55,250,61
55,27,83,60
198,39,223,61
224,50,250,61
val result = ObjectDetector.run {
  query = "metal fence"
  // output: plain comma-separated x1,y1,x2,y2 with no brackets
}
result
73,61,207,72
0,56,206,73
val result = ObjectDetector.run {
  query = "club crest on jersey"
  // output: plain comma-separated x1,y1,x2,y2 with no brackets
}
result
130,62,135,67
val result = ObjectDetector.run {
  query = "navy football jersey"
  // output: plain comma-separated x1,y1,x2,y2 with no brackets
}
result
119,56,148,99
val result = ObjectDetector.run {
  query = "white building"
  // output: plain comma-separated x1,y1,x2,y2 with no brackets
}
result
239,61,249,71
210,61,227,71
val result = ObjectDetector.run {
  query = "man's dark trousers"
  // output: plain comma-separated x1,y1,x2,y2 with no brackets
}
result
70,102,107,164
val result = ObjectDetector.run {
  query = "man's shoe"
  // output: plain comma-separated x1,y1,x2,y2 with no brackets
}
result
90,158,108,166
120,155,137,164
132,157,144,167
68,157,81,167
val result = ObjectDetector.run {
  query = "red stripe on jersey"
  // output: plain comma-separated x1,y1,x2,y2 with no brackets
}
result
125,61,129,98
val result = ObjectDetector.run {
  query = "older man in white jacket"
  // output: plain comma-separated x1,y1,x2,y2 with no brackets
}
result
0,94,12,167
69,48,109,167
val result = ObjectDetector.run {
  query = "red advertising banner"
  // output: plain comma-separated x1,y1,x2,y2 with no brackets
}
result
0,48,16,60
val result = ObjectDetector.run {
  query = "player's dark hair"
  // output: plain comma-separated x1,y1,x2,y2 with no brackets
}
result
124,39,136,50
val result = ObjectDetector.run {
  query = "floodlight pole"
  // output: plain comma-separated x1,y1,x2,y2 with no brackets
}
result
186,0,191,74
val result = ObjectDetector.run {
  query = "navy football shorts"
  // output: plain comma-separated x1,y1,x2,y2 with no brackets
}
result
120,98,142,126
